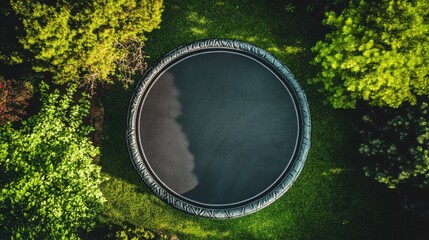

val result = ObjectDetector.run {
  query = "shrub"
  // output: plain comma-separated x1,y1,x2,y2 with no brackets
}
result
114,226,156,240
283,0,346,13
0,83,105,239
8,0,163,91
85,222,177,240
359,100,429,189
0,76,33,125
311,0,429,108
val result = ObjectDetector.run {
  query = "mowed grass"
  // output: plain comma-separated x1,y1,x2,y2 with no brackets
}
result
98,0,424,239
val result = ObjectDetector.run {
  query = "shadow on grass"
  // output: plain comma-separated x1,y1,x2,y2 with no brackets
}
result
99,85,145,187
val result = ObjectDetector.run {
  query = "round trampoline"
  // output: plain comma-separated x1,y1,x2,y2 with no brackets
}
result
127,39,311,219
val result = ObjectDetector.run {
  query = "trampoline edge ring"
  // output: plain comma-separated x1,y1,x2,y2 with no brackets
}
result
127,39,311,219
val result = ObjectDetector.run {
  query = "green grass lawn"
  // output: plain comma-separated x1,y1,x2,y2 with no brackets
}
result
97,0,425,239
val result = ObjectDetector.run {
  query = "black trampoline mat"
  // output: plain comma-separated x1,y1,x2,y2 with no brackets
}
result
138,51,299,206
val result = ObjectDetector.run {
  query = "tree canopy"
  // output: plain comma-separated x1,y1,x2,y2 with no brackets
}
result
0,83,105,239
9,0,163,89
359,99,429,189
312,0,429,108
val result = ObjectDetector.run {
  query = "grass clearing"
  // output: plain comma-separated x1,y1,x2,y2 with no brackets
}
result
98,0,425,239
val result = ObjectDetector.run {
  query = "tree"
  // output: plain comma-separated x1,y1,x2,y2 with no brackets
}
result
283,0,346,14
9,0,163,90
359,99,429,189
0,83,105,239
311,0,429,108
0,75,33,125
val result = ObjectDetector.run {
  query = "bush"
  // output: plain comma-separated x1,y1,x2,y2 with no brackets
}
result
8,0,163,90
0,76,33,125
283,0,346,13
311,0,429,108
85,222,179,240
359,100,429,189
114,226,156,240
0,83,105,239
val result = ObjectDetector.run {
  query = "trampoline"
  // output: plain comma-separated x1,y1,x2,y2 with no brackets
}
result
127,39,311,219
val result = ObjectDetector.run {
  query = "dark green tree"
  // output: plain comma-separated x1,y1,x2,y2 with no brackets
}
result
0,83,105,239
8,0,163,90
359,100,429,189
312,0,429,108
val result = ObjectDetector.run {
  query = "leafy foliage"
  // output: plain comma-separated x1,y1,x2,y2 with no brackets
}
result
312,0,429,108
0,75,33,125
9,0,163,90
114,226,156,240
283,0,346,13
86,221,179,240
0,83,105,239
0,1,23,65
359,100,429,189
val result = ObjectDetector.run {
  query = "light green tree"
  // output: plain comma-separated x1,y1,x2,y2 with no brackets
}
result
10,0,163,90
312,0,429,108
0,83,105,239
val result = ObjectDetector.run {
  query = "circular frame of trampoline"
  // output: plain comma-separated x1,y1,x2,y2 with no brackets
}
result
127,39,311,219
